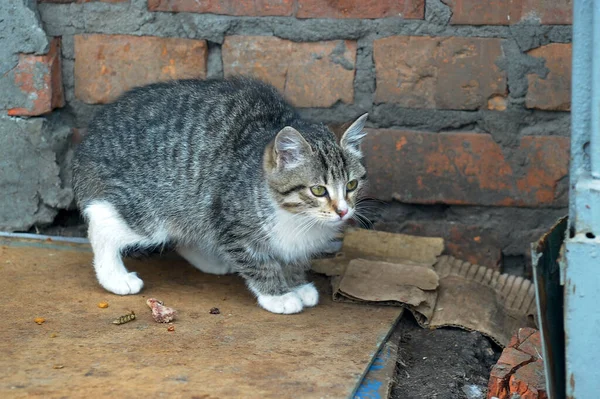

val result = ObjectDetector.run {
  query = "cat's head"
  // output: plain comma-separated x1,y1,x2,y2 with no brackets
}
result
264,114,369,226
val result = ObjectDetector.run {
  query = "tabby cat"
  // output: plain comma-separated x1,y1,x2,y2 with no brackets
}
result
73,77,369,314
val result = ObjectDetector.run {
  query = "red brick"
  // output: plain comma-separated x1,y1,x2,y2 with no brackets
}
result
488,347,534,398
526,43,571,111
443,0,572,25
222,36,356,108
488,329,546,399
396,221,502,269
8,38,64,116
147,0,293,16
508,330,546,399
515,328,543,358
363,130,569,207
39,0,127,3
373,36,506,110
508,327,538,349
74,34,207,104
509,360,547,399
296,0,424,19
519,0,573,25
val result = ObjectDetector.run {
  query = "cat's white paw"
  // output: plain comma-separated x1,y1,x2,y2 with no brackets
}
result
98,272,144,295
257,292,304,314
294,283,319,307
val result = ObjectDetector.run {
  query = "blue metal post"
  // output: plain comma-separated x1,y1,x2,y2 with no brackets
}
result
569,0,592,225
592,1,600,179
564,0,600,397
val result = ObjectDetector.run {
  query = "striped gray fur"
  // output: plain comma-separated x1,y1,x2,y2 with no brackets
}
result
73,77,369,313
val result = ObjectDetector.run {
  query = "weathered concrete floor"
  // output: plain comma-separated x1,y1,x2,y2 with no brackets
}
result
0,238,401,398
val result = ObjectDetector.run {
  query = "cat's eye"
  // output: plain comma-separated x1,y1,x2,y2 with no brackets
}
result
310,185,328,197
346,180,358,192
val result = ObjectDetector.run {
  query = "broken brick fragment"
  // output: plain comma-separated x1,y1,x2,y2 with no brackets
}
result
509,360,548,399
487,328,546,399
488,348,533,398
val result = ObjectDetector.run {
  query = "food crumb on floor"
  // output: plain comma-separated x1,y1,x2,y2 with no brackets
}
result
34,317,45,325
146,298,177,323
209,307,220,315
97,301,109,309
112,311,136,325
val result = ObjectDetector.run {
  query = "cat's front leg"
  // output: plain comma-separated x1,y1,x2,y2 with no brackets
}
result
239,262,305,314
283,264,319,308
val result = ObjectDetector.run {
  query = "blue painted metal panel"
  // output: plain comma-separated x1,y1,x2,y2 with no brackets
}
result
564,236,600,396
591,0,600,178
573,179,600,236
565,1,600,398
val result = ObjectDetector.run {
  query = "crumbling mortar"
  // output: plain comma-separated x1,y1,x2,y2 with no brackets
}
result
352,35,376,113
205,41,223,79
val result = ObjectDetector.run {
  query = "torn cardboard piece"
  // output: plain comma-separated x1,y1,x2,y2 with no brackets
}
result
340,229,444,263
430,256,537,346
335,259,438,307
312,228,444,276
313,229,537,347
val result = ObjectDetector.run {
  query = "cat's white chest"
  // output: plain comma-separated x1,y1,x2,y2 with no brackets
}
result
269,209,336,263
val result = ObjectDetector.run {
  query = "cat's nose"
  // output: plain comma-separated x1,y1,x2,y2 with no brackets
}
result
336,208,348,218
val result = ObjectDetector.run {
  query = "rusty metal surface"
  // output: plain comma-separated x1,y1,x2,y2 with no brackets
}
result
0,239,401,398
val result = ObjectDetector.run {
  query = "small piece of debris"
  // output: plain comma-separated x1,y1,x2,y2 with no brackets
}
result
167,325,175,332
50,333,57,338
34,317,46,325
146,298,177,323
461,384,485,399
53,365,64,370
97,301,109,309
112,311,136,325
209,307,220,315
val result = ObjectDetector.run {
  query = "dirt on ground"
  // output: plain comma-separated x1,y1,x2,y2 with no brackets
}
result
390,315,501,399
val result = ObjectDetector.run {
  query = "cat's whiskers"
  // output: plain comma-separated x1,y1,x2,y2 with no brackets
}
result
352,210,373,229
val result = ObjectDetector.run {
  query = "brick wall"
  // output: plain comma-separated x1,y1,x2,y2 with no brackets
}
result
2,0,572,275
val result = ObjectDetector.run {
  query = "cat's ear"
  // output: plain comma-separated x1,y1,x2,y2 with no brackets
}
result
340,113,368,157
274,126,312,169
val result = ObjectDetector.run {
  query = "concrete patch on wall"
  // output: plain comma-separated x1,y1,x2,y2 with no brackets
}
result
0,116,73,231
